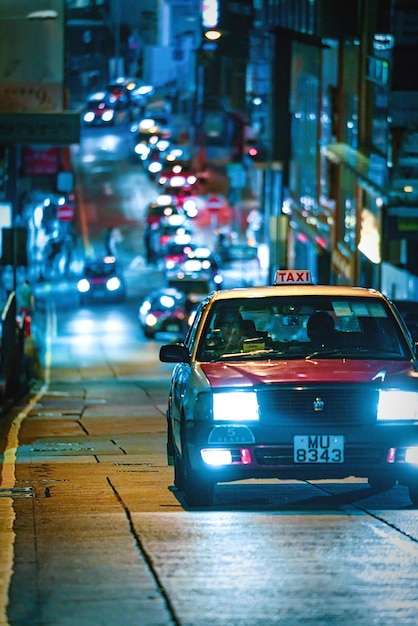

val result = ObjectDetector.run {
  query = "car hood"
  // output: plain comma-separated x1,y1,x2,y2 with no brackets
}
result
199,359,418,388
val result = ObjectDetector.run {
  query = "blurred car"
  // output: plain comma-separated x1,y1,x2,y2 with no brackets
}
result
170,246,224,288
156,215,194,249
161,241,196,272
183,246,222,279
157,168,198,188
145,196,182,227
144,215,194,266
160,269,418,507
132,135,172,177
139,287,187,339
163,144,194,170
107,80,131,106
166,272,220,305
163,187,202,218
130,114,172,142
129,83,155,117
82,91,129,126
393,300,418,341
77,256,126,304
219,242,264,286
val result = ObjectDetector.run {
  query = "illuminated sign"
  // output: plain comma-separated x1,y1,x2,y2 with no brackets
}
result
0,0,64,112
201,0,219,28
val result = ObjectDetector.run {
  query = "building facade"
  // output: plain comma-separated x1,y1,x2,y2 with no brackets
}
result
258,0,418,298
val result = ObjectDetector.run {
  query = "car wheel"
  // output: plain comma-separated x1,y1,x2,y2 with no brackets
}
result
408,484,418,506
183,449,214,508
367,476,397,491
166,412,175,466
143,326,155,339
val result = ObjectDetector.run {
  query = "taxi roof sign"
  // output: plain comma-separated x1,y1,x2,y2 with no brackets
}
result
274,270,313,285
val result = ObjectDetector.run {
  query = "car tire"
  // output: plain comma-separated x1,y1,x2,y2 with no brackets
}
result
174,449,184,491
183,449,214,508
166,412,175,466
408,484,418,506
367,476,397,491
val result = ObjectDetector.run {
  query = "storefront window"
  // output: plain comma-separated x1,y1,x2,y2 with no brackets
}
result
340,168,357,252
341,43,360,148
290,42,320,200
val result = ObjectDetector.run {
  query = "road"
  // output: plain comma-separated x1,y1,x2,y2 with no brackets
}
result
1,123,418,626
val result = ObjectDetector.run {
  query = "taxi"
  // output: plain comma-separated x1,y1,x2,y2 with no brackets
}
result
159,270,418,507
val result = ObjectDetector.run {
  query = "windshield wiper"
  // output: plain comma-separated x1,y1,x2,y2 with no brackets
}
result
219,348,277,361
305,346,377,359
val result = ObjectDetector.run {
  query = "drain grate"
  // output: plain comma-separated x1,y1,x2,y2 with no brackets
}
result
0,487,34,498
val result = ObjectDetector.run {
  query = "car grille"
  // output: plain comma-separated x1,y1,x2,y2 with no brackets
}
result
257,385,379,426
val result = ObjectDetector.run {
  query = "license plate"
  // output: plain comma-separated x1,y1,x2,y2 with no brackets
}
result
167,324,180,332
294,435,344,463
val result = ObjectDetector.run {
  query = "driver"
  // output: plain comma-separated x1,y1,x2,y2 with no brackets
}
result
216,308,245,353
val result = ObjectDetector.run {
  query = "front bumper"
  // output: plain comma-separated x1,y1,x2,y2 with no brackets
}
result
184,421,418,486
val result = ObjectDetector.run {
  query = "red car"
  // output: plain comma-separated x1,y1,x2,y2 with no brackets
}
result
160,270,418,507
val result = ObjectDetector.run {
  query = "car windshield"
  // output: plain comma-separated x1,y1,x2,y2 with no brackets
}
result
84,263,117,278
197,295,411,361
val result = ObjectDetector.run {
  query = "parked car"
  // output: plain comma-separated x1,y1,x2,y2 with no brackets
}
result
160,269,418,507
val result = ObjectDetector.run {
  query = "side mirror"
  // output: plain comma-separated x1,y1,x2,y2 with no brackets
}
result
159,343,190,364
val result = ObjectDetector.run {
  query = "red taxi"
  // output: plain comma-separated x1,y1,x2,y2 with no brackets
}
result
160,271,418,507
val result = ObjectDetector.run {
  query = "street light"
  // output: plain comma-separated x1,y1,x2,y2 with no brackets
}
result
204,29,222,42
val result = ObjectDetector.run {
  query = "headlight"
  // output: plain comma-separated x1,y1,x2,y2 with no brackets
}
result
213,391,259,422
377,390,418,421
140,301,151,315
102,110,114,122
84,112,95,123
106,276,122,292
135,143,150,158
159,294,175,308
145,313,158,327
201,449,233,465
77,278,91,293
148,161,163,174
405,447,418,464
